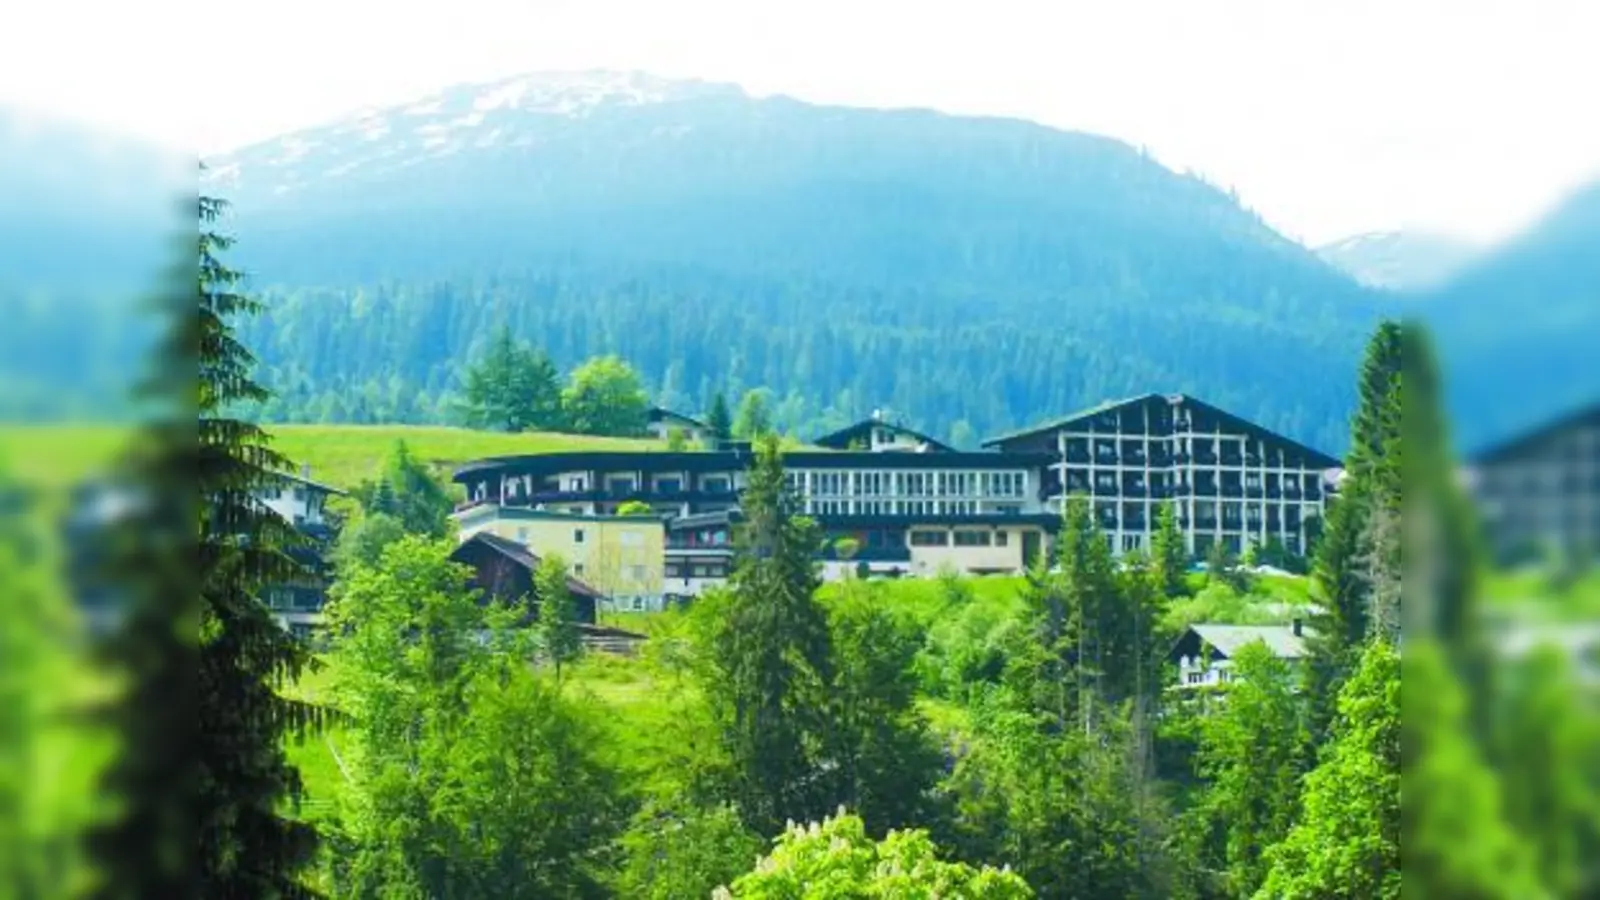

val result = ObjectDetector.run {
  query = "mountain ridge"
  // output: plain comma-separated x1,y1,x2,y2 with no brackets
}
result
197,70,1387,453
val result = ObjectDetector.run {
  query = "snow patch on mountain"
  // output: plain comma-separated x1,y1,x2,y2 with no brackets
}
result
204,70,743,195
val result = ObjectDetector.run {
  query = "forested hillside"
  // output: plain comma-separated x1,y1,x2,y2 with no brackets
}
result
203,71,1389,452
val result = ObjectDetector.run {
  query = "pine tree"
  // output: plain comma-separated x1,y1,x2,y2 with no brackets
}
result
706,392,733,442
458,325,563,432
1304,320,1404,740
1150,501,1189,599
701,433,833,834
1010,496,1117,734
89,190,321,898
535,553,582,682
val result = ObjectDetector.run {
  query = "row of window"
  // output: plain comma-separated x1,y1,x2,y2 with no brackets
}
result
788,470,1028,498
908,529,1013,548
667,563,729,579
802,499,1006,516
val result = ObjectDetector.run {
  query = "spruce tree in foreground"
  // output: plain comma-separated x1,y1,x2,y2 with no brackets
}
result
701,433,834,834
87,191,321,898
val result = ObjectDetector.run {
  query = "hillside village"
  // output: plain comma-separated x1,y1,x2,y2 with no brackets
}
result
6,47,1599,900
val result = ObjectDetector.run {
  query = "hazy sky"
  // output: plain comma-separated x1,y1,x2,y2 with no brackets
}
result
4,0,1595,245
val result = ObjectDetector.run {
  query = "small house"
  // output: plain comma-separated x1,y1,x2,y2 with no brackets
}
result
449,531,602,624
1168,621,1311,689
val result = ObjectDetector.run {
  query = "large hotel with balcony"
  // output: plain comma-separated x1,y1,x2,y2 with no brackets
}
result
984,393,1342,559
450,396,1343,606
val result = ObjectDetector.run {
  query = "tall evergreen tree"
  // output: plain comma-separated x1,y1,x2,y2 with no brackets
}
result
706,392,733,442
89,190,321,898
458,324,563,432
699,433,834,834
1150,501,1190,599
1304,319,1404,740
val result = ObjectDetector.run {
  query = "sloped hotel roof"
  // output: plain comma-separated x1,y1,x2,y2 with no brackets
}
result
981,392,1343,469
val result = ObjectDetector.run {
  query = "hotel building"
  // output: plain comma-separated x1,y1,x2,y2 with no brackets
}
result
983,393,1341,559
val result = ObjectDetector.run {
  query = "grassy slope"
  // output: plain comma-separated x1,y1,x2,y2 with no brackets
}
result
0,423,663,492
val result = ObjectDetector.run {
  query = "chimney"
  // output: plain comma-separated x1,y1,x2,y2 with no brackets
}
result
300,463,312,479
1291,618,1303,637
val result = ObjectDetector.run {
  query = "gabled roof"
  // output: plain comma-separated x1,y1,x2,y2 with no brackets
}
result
982,392,1341,468
1187,624,1310,660
451,532,604,599
812,418,954,452
982,393,1163,448
647,406,708,429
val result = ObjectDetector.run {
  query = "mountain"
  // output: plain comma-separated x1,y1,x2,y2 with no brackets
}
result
198,70,1391,453
1315,230,1478,291
1422,179,1600,452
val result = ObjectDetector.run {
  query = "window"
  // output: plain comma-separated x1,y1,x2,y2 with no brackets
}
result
995,530,1009,547
909,530,949,547
573,528,586,544
657,477,682,493
574,563,585,576
704,476,731,493
627,564,647,582
1187,672,1204,685
953,530,991,547
631,596,645,611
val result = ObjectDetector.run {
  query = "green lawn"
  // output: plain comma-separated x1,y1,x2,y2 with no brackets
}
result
0,422,664,493
265,424,664,491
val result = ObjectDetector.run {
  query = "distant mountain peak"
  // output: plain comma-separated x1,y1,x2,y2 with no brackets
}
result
1315,229,1477,291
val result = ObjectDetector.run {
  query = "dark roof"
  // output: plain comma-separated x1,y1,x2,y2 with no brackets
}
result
982,392,1341,468
1468,399,1600,464
453,449,1052,482
450,532,604,599
647,406,708,429
812,418,954,452
266,469,348,497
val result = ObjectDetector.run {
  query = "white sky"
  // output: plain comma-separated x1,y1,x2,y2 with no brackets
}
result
2,0,1595,245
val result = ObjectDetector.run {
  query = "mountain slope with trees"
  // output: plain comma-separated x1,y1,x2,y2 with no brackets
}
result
202,70,1390,453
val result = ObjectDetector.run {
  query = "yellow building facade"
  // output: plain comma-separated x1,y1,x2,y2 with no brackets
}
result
454,506,665,609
